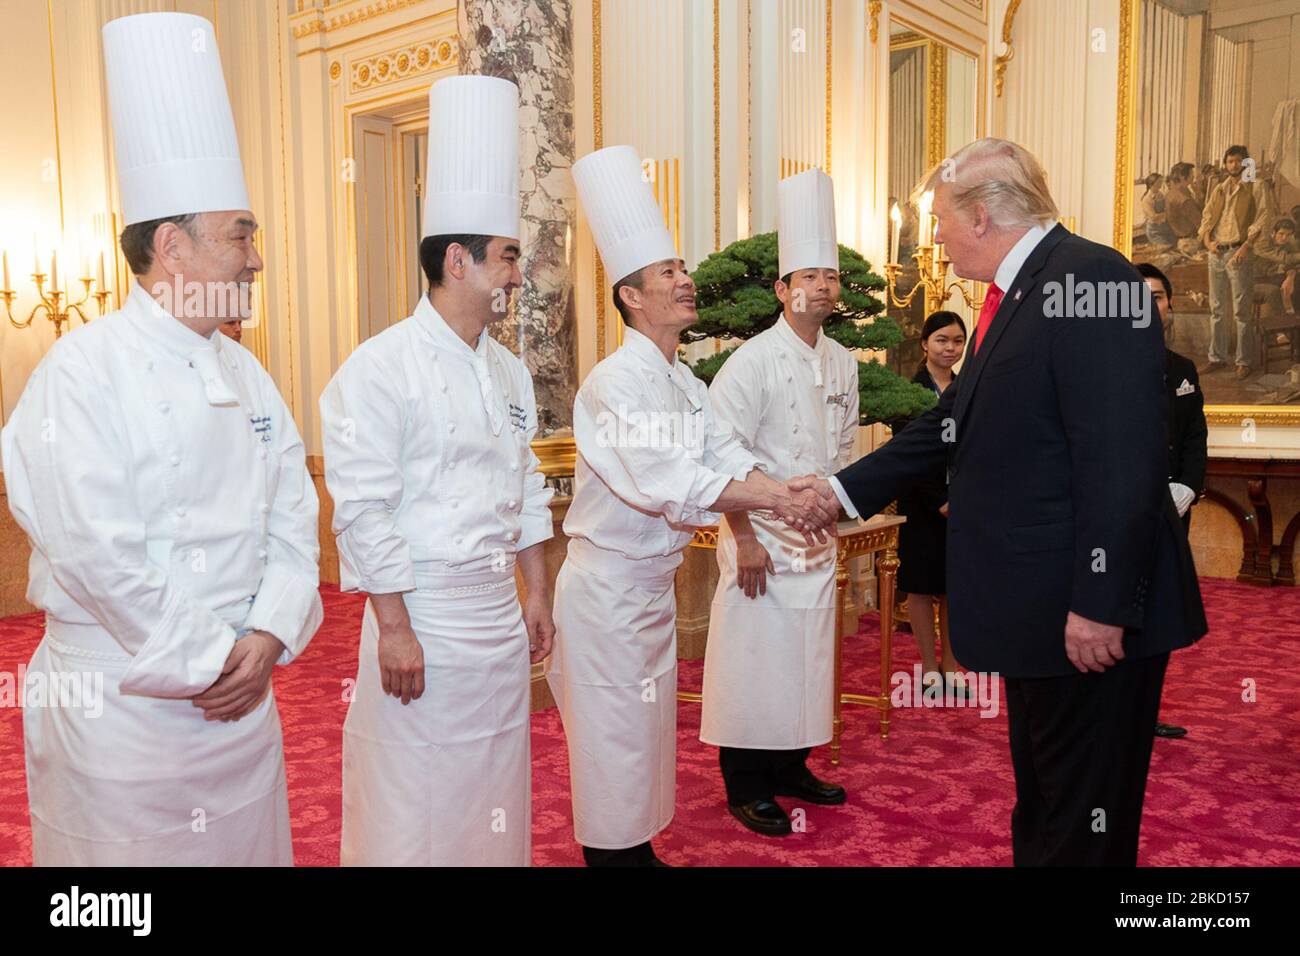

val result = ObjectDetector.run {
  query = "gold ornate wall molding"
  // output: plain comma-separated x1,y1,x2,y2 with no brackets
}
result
1112,0,1137,253
291,0,431,39
926,40,947,168
592,0,607,361
714,0,721,252
869,1,881,45
349,37,456,92
994,0,1022,98
825,0,832,175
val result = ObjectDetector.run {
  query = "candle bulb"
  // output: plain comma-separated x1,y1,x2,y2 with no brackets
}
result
917,190,934,248
98,251,107,289
33,234,40,276
889,203,902,265
50,251,59,293
3,250,10,291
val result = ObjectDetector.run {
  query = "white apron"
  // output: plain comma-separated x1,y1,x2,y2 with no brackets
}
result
25,605,292,867
699,317,857,751
340,562,531,866
546,539,678,850
700,516,836,749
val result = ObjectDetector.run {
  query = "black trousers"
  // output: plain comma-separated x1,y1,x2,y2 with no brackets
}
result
1004,652,1169,866
718,746,812,805
582,842,656,867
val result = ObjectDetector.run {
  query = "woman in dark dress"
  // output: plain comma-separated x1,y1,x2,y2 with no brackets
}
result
895,311,967,694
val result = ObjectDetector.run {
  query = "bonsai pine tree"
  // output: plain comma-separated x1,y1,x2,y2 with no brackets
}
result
683,232,936,425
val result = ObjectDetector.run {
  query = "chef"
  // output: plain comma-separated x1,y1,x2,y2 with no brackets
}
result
549,145,839,867
700,169,859,836
1,11,322,866
320,75,555,867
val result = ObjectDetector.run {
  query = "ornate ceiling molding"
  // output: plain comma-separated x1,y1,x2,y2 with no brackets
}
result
291,0,430,40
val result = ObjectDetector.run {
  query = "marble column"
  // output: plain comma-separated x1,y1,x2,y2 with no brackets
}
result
460,0,577,434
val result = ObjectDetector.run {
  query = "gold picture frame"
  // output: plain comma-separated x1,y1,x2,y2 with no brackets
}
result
1115,0,1300,429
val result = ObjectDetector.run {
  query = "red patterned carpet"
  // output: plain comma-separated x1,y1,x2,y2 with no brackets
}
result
1,577,1297,866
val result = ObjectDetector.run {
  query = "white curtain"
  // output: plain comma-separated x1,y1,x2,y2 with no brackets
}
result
1204,31,1251,163
1136,0,1187,185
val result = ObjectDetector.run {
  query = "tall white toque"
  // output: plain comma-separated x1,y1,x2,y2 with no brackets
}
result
102,12,250,226
572,145,678,284
777,167,839,277
422,75,520,240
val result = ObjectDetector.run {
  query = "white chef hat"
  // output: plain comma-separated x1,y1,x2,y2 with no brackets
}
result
423,75,520,240
572,145,678,284
777,167,839,277
102,12,250,226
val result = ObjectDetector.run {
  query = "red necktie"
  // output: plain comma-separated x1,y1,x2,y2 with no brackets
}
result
973,283,1004,355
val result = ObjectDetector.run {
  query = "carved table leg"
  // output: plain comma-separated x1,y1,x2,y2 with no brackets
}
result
878,543,899,739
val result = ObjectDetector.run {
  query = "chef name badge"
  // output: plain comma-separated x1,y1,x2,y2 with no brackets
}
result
826,391,852,409
250,414,273,443
508,403,528,432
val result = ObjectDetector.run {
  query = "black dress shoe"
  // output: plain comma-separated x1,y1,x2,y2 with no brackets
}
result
1155,722,1188,739
775,769,847,805
728,799,793,836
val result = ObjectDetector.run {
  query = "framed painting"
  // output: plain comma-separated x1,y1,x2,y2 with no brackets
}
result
1116,0,1300,433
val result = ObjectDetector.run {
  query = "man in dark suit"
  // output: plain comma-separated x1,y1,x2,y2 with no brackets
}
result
793,138,1207,866
1136,261,1208,740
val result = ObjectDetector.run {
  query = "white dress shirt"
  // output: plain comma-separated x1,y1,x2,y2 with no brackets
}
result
319,295,554,593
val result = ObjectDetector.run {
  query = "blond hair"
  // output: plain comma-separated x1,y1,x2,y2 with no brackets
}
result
912,138,1059,229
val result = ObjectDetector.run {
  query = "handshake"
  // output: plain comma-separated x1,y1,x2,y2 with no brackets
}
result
765,474,841,545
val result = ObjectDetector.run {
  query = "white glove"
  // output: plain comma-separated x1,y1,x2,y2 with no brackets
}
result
1169,482,1196,517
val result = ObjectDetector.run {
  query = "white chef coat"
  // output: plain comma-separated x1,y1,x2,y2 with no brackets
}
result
548,326,759,848
700,316,859,750
320,294,553,866
1,281,322,865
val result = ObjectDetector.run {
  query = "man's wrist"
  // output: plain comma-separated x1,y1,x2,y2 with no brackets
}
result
251,629,286,660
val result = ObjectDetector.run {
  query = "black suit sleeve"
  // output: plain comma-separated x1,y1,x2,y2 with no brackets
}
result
834,383,954,517
1175,365,1208,495
1051,257,1167,630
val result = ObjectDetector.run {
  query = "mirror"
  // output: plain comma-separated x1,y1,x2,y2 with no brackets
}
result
886,20,979,376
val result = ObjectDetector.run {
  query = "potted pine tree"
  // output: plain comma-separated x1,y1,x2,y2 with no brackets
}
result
683,232,936,425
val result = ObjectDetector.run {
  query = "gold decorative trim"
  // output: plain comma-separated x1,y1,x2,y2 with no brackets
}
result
45,0,65,232
1206,407,1300,428
350,38,455,92
290,0,429,39
275,0,297,413
926,40,947,168
246,231,271,367
329,60,342,80
532,435,577,478
1113,0,1137,253
713,0,721,252
593,0,607,361
825,0,832,175
869,0,881,44
993,0,1022,98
